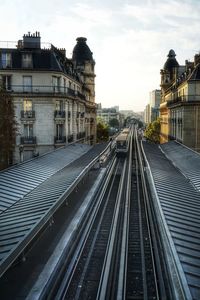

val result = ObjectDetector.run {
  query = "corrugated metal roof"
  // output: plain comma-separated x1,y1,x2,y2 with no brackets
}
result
143,142,200,300
0,143,108,277
0,144,91,214
160,141,200,191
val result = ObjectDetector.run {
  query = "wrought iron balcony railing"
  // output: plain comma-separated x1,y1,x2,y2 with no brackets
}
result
5,85,87,100
54,136,66,144
20,136,36,144
21,110,35,119
167,95,200,106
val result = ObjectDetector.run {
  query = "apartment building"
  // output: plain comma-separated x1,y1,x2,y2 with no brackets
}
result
0,32,96,163
160,49,200,151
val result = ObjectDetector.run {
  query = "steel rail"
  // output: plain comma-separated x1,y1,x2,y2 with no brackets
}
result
96,158,127,300
54,156,118,300
136,129,161,299
116,128,133,300
135,129,148,299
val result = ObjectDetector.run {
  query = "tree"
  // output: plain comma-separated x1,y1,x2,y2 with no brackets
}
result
144,118,161,143
109,118,119,128
96,120,109,142
0,89,18,170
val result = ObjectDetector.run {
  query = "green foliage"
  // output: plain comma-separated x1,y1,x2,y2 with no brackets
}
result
144,118,161,143
109,118,119,128
96,120,109,142
0,89,18,170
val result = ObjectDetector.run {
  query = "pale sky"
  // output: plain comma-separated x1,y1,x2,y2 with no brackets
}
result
1,0,200,111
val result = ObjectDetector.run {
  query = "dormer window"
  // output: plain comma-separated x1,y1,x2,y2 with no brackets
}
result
1,52,12,68
22,53,33,68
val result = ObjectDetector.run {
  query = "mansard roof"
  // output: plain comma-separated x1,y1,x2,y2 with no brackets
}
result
189,63,200,80
0,47,81,81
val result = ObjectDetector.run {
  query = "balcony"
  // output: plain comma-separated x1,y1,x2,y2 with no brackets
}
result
167,95,200,107
21,110,35,120
54,110,65,119
54,136,66,144
20,136,36,145
7,85,87,99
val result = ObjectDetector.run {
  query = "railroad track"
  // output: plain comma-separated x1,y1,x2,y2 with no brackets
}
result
37,127,170,300
49,155,126,299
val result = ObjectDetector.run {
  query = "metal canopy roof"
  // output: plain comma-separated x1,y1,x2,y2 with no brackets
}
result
0,144,91,214
160,141,200,191
143,142,200,300
0,142,108,277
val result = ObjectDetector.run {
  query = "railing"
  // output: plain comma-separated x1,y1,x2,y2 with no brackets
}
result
5,85,86,99
21,110,35,119
21,136,36,144
54,136,66,144
54,110,65,118
167,95,200,106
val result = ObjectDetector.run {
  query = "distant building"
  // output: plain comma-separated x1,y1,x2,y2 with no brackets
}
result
144,89,161,124
97,104,120,125
160,49,200,151
144,103,150,124
149,89,161,121
0,32,96,164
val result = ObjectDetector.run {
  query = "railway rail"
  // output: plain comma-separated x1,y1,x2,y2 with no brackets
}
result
38,128,169,300
1,128,191,299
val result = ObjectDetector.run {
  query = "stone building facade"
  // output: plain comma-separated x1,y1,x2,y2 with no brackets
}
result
0,32,96,163
160,49,200,151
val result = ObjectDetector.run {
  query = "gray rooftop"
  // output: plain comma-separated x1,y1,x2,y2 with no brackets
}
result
0,143,91,214
160,141,200,191
143,141,200,300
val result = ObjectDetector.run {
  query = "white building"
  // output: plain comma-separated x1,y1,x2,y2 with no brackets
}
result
0,32,96,163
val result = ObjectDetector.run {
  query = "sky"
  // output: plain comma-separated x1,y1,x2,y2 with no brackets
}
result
0,0,200,112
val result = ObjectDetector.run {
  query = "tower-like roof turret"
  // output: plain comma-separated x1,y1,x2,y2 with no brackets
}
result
72,37,94,64
163,49,179,71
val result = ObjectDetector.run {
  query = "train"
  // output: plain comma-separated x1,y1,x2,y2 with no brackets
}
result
115,127,130,155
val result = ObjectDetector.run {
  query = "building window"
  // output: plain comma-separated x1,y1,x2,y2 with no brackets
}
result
56,124,63,139
52,76,60,93
22,53,32,68
23,76,32,92
55,100,64,112
1,75,12,90
23,99,32,111
24,124,33,137
63,78,66,93
1,52,12,68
